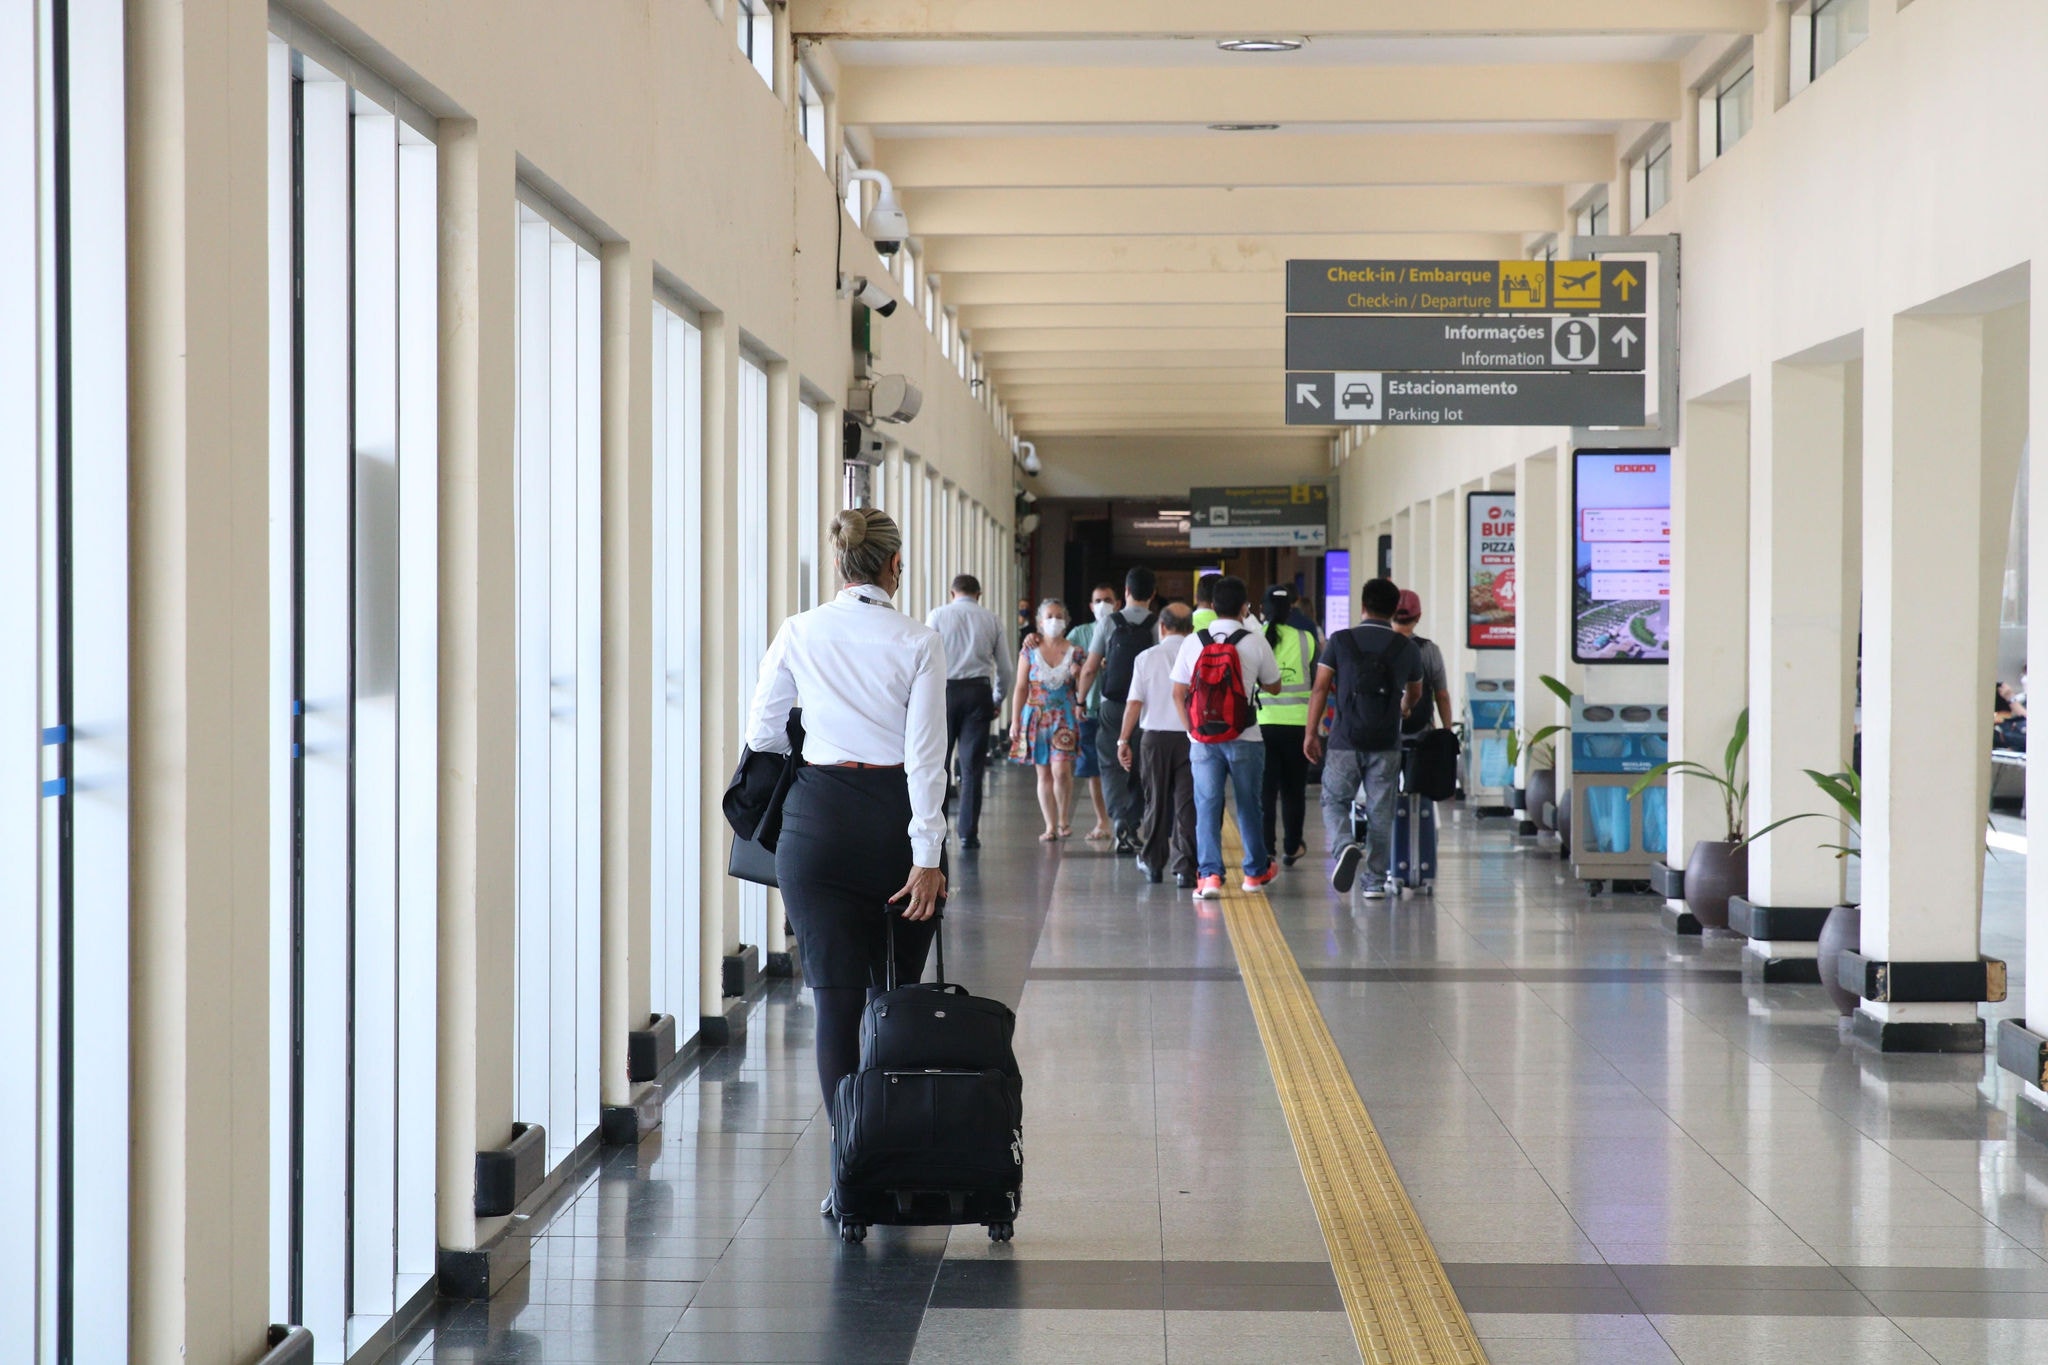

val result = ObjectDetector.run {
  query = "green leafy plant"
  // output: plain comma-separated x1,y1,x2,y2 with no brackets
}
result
1739,768,1861,860
1627,707,1749,842
1507,674,1578,773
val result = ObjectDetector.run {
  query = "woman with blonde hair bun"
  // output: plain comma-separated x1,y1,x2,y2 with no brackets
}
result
743,505,950,1218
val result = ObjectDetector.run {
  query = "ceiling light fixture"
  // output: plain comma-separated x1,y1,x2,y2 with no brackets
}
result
1217,37,1305,53
1208,123,1280,132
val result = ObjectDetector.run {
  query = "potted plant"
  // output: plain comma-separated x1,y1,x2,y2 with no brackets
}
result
1508,675,1577,836
1628,708,1749,931
1742,769,1861,1014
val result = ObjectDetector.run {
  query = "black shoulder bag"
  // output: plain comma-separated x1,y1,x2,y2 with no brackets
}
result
723,710,806,887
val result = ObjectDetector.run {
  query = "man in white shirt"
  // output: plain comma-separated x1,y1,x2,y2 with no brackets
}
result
925,573,1013,849
1118,604,1196,887
1170,576,1283,899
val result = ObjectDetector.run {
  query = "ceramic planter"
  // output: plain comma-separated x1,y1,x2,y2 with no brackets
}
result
1526,767,1559,832
1816,903,1862,1016
1683,839,1747,931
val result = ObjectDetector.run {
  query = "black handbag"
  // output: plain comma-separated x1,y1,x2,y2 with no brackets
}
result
723,711,805,888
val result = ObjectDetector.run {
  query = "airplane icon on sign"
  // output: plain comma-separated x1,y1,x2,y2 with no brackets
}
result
1557,265,1598,291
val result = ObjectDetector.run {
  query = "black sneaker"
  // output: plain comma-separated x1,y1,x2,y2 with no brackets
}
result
1331,842,1365,894
961,835,981,850
1114,829,1140,855
1281,843,1307,868
1135,859,1163,884
1175,872,1195,890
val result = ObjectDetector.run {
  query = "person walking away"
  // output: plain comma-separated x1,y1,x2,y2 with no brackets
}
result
1081,566,1159,853
1066,584,1120,841
927,573,1013,850
1305,578,1422,900
1256,585,1318,867
1119,604,1198,886
1392,589,1453,733
744,508,947,1218
1009,599,1084,840
1172,576,1283,899
1191,573,1219,632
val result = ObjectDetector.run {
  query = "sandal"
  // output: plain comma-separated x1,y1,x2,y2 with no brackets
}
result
1039,829,1060,842
1057,824,1073,839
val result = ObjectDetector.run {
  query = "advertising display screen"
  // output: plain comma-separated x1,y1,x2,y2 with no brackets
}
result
1572,451,1670,663
1466,491,1516,649
1323,549,1352,634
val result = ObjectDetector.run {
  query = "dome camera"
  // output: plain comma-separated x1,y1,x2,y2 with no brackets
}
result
1015,440,1042,476
846,169,908,255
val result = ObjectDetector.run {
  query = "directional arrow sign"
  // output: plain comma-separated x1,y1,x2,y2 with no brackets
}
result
1287,315,1643,373
1285,371,1645,428
1607,320,1641,360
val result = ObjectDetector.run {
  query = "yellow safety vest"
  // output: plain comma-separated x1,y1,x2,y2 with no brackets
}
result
1257,624,1315,727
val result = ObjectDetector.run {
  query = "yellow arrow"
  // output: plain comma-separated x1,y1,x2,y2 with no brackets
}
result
1613,267,1641,302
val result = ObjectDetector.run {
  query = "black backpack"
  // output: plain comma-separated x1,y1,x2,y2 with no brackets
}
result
1402,636,1438,736
1098,608,1157,703
1335,627,1405,751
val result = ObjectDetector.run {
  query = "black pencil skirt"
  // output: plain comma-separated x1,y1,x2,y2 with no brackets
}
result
775,765,941,989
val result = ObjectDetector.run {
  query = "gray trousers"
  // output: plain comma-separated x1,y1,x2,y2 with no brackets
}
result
1097,698,1144,834
1320,748,1403,881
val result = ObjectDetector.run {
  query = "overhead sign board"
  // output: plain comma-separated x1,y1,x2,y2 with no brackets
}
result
1287,259,1648,317
1287,315,1645,373
1286,371,1646,427
1466,492,1516,650
1188,484,1328,550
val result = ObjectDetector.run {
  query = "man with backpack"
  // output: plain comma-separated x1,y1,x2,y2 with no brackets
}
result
1081,566,1159,853
1305,578,1423,900
1171,576,1283,900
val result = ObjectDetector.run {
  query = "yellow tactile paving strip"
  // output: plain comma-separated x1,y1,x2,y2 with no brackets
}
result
1217,837,1488,1364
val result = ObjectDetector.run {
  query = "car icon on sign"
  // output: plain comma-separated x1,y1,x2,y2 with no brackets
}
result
1341,381,1376,409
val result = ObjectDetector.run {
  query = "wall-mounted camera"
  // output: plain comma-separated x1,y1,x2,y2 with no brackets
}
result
842,418,888,465
844,169,908,255
838,273,897,318
1014,439,1041,476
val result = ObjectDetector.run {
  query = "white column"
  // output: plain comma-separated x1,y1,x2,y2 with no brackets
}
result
1860,306,2025,1045
1430,490,1459,703
1748,362,1850,907
698,315,739,1026
2028,295,2048,1059
1514,452,1564,779
1666,395,1749,869
1391,507,1414,593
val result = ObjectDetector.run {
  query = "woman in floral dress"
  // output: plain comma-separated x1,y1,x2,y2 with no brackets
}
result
1010,598,1083,840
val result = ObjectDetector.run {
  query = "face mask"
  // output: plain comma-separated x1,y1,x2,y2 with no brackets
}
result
1040,616,1068,639
1092,600,1115,623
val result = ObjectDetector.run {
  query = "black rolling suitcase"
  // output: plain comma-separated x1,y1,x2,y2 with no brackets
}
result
830,919,1024,1245
1392,789,1437,891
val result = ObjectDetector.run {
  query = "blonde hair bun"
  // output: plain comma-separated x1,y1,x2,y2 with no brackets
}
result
830,508,871,553
830,507,902,586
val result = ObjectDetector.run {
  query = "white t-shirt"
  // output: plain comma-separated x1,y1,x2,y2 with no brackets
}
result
1170,619,1282,743
1126,639,1187,733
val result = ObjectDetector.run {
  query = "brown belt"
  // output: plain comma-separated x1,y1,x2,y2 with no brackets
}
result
831,761,903,770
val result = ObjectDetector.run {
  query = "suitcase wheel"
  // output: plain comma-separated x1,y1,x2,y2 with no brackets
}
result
838,1218,869,1244
987,1222,1015,1244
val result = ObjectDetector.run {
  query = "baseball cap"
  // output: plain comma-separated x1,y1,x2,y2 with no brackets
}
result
1394,589,1422,623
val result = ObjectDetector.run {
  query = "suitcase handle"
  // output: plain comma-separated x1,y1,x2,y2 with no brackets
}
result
883,910,945,992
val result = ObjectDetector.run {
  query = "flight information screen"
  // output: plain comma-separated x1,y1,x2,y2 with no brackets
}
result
1572,450,1670,663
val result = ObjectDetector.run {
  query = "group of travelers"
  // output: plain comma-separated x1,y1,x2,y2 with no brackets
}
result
738,505,1460,1221
994,566,1454,903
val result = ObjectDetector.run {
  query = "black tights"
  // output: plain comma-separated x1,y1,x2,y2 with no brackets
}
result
812,986,876,1107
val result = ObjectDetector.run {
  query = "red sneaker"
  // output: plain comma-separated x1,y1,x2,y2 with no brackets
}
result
1194,875,1224,901
1241,864,1280,893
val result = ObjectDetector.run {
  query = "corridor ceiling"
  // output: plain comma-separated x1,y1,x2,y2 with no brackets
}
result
797,0,1765,470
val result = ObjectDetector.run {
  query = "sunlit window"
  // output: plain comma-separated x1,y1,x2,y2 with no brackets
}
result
798,61,827,167
1574,186,1609,239
1697,51,1754,166
737,0,774,88
1627,129,1671,228
1791,0,1869,95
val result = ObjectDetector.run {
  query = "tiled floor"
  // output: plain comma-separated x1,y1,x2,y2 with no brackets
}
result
394,770,2046,1364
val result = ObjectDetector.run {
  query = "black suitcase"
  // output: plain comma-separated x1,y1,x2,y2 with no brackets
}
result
1392,789,1437,891
830,919,1024,1245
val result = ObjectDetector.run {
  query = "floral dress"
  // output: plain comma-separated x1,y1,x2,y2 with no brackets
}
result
1012,644,1083,765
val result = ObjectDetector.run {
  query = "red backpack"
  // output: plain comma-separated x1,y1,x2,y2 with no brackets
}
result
1187,628,1256,743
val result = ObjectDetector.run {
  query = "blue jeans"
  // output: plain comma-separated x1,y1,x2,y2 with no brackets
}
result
1190,738,1269,879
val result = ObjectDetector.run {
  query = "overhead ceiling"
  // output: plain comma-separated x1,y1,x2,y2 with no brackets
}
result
797,0,1765,478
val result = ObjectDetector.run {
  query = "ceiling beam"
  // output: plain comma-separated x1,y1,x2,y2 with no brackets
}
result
876,132,1616,189
977,326,1285,353
960,302,1281,330
920,233,1527,273
795,0,1766,39
837,63,1680,127
940,273,1284,306
905,185,1563,236
1013,416,1301,433
998,367,1281,387
988,348,1285,372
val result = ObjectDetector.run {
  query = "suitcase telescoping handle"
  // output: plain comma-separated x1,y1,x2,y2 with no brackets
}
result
883,908,946,992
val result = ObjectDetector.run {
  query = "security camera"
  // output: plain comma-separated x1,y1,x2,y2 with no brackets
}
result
842,418,887,465
839,273,898,318
1015,440,1042,476
846,169,908,255
1019,490,1038,504
848,374,923,425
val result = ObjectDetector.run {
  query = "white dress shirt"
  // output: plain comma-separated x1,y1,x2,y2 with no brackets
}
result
1169,618,1283,743
925,594,1015,701
745,583,950,867
1126,639,1189,733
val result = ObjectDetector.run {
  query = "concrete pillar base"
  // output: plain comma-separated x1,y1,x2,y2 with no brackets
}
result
1850,1008,1985,1054
1741,942,1822,985
600,1081,665,1146
1660,903,1702,937
700,998,750,1048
